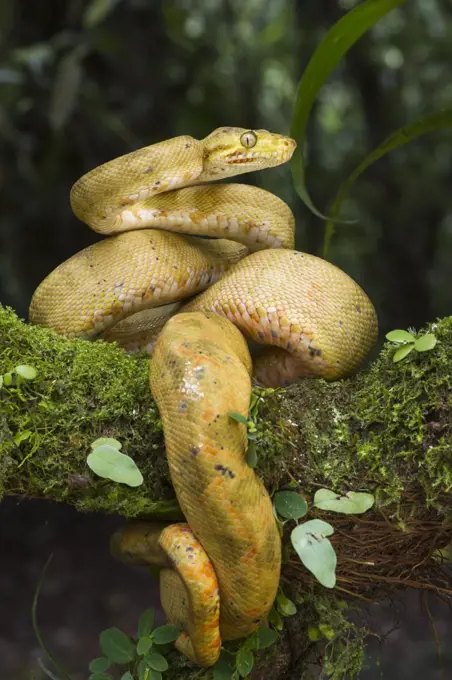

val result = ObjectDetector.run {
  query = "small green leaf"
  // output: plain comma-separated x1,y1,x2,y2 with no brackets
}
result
249,393,259,415
144,652,168,672
307,625,322,641
268,606,283,631
274,491,308,520
257,625,278,649
151,624,180,644
213,650,236,680
14,430,32,445
313,489,375,515
88,674,113,680
318,624,335,640
293,519,334,537
137,607,155,638
148,671,162,680
137,662,148,680
138,660,162,680
228,411,248,425
276,593,297,616
89,658,111,673
241,631,259,652
3,372,13,386
15,364,37,379
0,375,3,389
99,627,135,664
87,445,143,487
291,520,337,588
385,330,416,343
414,334,437,352
393,344,414,363
236,647,254,677
91,438,122,450
137,636,153,656
120,673,134,680
246,441,258,468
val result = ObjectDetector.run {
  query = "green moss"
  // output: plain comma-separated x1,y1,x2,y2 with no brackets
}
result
0,305,180,518
5,302,449,520
266,317,452,513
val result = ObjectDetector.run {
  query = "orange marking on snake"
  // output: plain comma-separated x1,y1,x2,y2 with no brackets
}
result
177,344,223,369
201,407,217,422
199,443,220,458
241,545,258,562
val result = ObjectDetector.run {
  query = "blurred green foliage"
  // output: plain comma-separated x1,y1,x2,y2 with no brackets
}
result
0,0,451,332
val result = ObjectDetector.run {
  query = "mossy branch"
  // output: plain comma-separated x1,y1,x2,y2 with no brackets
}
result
1,304,451,520
1,305,451,679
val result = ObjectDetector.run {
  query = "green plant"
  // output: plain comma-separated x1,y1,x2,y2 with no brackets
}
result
32,557,180,680
1,362,41,464
0,363,37,389
89,611,180,680
87,437,143,487
228,386,277,469
211,623,279,680
290,0,406,222
289,0,452,259
274,488,375,589
385,329,437,362
324,111,452,256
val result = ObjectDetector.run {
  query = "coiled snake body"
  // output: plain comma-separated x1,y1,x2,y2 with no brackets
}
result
30,127,378,667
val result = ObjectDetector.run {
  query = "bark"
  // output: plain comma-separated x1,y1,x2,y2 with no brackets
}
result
1,304,451,679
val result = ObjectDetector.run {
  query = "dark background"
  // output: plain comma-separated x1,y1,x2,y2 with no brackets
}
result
0,0,451,678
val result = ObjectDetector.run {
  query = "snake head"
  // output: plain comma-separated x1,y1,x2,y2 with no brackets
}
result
199,127,296,181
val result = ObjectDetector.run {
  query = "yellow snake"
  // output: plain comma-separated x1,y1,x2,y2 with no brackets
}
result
29,127,378,667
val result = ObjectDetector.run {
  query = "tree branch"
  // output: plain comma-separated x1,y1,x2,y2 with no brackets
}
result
1,304,451,679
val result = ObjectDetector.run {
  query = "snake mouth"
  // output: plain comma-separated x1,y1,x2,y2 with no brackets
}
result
225,137,296,165
225,150,292,165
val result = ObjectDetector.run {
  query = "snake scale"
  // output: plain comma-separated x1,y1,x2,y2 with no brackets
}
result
29,127,378,667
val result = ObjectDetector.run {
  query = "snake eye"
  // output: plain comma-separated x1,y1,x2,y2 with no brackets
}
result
240,130,257,149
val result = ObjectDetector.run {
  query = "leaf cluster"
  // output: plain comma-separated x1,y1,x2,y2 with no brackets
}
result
89,609,180,680
274,489,375,589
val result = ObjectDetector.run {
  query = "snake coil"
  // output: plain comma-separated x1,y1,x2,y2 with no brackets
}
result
30,127,378,667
